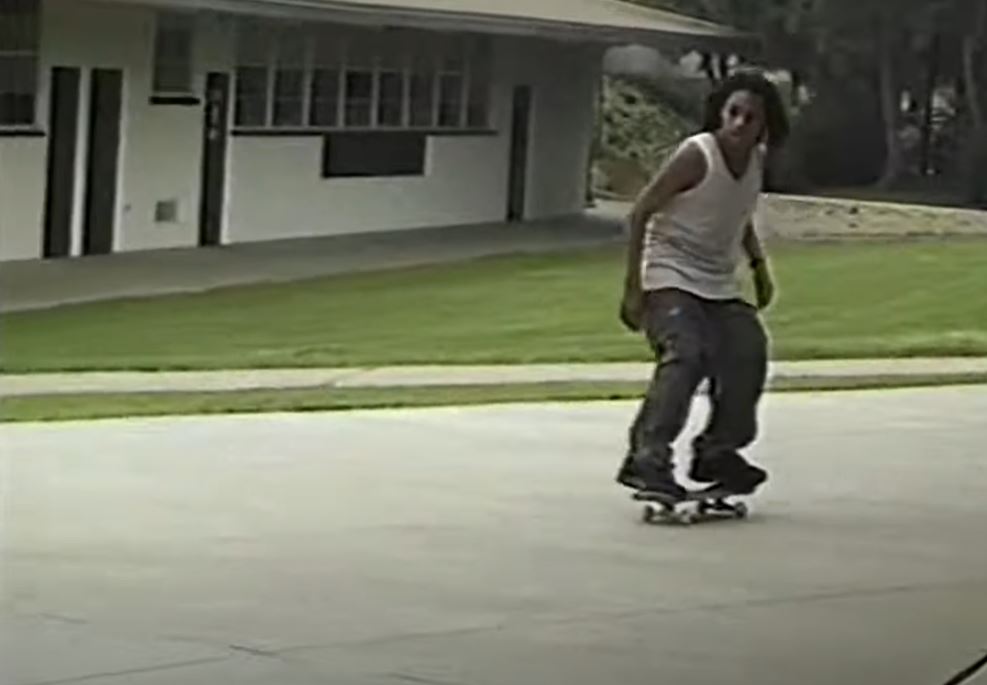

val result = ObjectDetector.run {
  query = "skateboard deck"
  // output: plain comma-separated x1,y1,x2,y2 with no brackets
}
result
633,486,750,525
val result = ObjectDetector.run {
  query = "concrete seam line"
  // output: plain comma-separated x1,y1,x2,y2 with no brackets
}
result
942,651,987,685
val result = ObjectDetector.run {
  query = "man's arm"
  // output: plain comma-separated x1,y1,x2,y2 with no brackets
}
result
742,222,775,310
618,144,706,332
623,144,706,292
742,221,765,268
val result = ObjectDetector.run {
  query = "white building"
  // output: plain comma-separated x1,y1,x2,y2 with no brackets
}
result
0,0,739,262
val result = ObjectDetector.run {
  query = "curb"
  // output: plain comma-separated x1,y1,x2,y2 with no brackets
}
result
3,359,987,399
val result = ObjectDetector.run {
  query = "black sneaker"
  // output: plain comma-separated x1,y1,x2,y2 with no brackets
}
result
690,453,768,495
628,454,687,500
688,455,720,484
616,455,647,491
720,464,768,495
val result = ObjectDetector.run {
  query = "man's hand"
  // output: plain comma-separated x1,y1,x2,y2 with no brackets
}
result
752,260,775,310
620,284,645,332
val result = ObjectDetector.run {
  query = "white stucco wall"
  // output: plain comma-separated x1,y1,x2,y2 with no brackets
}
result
42,0,232,255
1,1,603,260
227,134,509,242
0,0,227,262
227,36,602,243
514,41,601,220
0,138,47,261
226,54,516,242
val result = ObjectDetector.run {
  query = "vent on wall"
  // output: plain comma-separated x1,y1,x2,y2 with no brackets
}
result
154,199,180,223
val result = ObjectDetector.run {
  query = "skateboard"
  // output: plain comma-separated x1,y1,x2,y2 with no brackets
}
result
633,486,750,526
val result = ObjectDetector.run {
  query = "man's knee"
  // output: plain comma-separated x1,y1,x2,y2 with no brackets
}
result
717,311,768,368
659,336,706,373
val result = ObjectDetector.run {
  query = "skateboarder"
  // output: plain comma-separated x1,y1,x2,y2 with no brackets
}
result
615,70,790,500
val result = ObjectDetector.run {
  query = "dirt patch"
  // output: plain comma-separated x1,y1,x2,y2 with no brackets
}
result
757,194,987,239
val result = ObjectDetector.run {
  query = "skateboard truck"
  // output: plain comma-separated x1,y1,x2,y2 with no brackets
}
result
634,487,750,526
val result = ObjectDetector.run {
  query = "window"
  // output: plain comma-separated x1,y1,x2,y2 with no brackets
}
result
234,22,271,126
409,55,435,128
466,74,489,128
0,0,40,126
233,20,491,133
309,37,341,127
376,35,409,128
343,37,374,127
272,27,306,126
436,41,465,128
310,68,340,126
323,132,426,178
437,73,463,128
343,70,373,127
377,71,404,127
466,42,491,128
152,12,194,96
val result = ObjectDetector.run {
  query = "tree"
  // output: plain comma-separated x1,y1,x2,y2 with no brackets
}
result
958,0,987,203
960,0,986,131
629,0,987,202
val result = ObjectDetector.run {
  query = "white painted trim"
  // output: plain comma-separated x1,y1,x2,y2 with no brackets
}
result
92,0,747,49
401,62,411,128
232,20,493,134
459,61,470,129
219,74,235,246
522,84,535,220
301,36,314,126
429,67,439,128
111,68,129,255
369,58,380,128
0,0,41,130
264,33,276,126
334,61,344,126
70,70,91,257
150,9,198,98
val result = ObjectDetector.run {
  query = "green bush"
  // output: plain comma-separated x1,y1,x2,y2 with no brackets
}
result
594,76,697,197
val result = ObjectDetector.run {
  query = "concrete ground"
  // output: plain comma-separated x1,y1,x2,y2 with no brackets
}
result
0,212,622,314
3,386,987,684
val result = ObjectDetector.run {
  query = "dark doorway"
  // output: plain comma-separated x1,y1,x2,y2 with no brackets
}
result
42,67,81,259
506,85,532,222
82,68,123,256
199,72,230,247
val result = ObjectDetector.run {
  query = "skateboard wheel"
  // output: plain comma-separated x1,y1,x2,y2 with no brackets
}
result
678,511,696,526
697,501,710,516
734,502,749,519
642,505,656,523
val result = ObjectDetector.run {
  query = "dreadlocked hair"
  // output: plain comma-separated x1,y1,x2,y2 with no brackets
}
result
701,69,790,149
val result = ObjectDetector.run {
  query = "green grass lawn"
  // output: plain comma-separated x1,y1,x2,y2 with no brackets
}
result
4,240,987,373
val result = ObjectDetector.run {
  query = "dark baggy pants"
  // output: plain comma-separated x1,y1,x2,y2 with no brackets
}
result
628,288,768,469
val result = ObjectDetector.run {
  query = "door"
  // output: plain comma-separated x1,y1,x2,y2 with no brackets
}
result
506,85,532,222
82,68,123,256
42,67,81,259
199,72,230,247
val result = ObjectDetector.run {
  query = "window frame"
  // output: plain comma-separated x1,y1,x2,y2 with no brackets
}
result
234,20,275,127
233,21,493,135
151,11,196,99
270,24,310,128
0,0,41,129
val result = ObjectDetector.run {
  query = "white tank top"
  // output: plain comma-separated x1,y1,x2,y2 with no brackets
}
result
641,132,764,300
